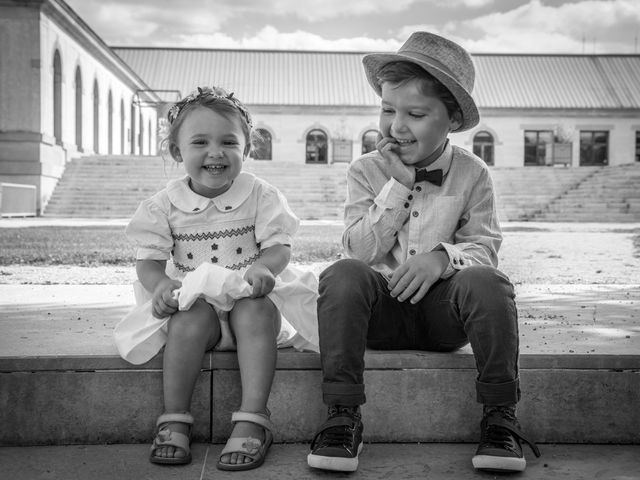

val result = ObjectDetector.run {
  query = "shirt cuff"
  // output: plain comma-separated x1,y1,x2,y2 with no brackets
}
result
431,242,470,279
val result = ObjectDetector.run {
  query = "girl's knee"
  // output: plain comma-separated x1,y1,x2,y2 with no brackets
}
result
231,297,279,337
168,298,218,339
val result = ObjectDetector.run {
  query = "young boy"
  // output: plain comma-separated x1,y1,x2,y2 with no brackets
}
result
306,32,540,473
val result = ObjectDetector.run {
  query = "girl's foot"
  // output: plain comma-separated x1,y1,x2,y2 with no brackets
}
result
149,412,194,465
153,422,190,460
218,421,265,466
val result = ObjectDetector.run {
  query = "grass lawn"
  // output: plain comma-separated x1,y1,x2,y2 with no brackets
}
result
0,225,344,266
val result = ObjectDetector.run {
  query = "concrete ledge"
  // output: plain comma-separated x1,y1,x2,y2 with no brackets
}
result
1,284,639,446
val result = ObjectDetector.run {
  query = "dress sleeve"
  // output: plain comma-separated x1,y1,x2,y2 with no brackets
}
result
125,197,173,260
254,184,299,250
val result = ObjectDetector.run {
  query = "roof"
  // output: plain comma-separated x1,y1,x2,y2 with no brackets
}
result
113,47,640,110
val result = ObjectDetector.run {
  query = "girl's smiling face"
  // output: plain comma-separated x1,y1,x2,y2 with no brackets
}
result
171,106,247,198
379,78,461,168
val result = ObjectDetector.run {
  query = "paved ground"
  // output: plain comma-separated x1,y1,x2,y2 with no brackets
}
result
1,219,639,478
1,443,639,480
0,283,638,357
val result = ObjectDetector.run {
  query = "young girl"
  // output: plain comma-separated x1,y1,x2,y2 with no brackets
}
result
120,86,317,471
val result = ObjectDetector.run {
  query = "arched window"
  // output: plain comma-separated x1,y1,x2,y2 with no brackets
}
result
108,90,113,154
120,99,125,154
74,67,82,150
361,129,379,154
473,131,494,166
251,128,273,160
93,79,100,153
130,102,136,154
53,50,62,144
305,129,328,164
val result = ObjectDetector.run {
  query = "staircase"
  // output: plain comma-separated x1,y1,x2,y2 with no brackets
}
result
43,156,348,221
530,163,640,222
491,166,597,221
43,156,640,222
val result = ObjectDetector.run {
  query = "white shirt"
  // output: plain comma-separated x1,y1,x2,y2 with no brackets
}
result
343,141,502,279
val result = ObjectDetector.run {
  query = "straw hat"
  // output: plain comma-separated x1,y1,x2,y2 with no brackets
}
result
362,32,479,132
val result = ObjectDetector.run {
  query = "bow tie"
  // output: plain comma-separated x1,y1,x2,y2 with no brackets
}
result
415,168,443,186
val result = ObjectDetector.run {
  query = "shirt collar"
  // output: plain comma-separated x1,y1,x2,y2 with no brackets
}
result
166,172,256,213
421,139,453,176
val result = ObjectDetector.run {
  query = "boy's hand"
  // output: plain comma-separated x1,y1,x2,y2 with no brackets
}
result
151,277,181,318
244,263,276,298
388,251,449,304
376,136,415,189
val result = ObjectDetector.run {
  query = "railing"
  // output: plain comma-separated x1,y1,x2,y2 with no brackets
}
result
0,182,37,217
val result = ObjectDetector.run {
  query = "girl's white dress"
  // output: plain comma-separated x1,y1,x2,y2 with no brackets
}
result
114,172,319,364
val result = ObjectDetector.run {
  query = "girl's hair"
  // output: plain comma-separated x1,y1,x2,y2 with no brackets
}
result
376,61,462,122
161,86,256,160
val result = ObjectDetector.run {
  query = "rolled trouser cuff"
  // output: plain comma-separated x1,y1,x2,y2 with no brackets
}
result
322,382,366,406
476,378,520,405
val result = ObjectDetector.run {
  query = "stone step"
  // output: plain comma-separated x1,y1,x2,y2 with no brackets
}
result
2,443,639,479
1,284,638,446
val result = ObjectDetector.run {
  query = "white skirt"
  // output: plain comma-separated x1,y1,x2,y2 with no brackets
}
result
113,263,319,364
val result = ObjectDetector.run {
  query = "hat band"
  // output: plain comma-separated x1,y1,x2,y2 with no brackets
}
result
398,50,467,89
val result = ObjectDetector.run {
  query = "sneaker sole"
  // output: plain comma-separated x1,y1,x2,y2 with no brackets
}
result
472,454,526,472
307,442,363,472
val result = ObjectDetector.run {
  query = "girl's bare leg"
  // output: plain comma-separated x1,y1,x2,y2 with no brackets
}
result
219,296,280,466
155,298,220,460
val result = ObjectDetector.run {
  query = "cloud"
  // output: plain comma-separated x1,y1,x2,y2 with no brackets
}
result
404,0,640,53
172,26,403,51
246,0,420,21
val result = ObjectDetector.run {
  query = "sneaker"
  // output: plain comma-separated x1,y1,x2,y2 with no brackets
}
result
307,405,364,472
472,405,541,472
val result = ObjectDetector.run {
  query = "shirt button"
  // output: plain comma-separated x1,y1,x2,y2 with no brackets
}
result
404,202,410,208
415,186,422,192
409,249,416,255
408,195,413,200
412,211,419,217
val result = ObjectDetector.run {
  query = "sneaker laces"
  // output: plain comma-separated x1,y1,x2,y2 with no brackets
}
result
482,405,541,458
316,406,360,448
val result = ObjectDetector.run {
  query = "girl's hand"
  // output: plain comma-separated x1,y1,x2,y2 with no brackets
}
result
376,136,415,189
244,264,276,298
388,251,449,304
151,277,182,318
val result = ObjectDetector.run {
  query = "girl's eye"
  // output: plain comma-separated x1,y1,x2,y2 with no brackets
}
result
223,140,239,146
410,112,425,118
192,139,206,145
381,108,394,115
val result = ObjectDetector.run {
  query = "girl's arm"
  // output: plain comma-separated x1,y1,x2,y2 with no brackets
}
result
244,244,291,298
136,259,181,318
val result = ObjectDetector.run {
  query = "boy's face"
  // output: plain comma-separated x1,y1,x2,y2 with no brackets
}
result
379,79,460,168
171,106,246,198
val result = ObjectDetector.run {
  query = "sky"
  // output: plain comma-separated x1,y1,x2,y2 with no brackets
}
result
64,0,640,54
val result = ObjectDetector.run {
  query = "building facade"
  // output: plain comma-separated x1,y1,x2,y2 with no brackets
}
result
1,0,639,214
0,0,158,213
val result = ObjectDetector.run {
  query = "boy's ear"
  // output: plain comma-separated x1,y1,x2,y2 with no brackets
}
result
169,143,182,162
449,111,463,132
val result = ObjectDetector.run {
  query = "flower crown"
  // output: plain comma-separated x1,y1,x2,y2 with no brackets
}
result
167,86,253,128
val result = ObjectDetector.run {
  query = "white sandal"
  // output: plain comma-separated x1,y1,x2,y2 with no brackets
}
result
216,411,274,471
149,412,193,465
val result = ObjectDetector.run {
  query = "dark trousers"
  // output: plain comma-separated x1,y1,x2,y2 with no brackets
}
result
318,259,520,407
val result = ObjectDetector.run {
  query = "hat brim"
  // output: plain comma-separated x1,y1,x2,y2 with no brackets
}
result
362,52,479,132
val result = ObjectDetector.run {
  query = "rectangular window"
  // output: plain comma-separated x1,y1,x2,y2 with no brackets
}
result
579,130,609,166
524,130,553,166
636,131,640,162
